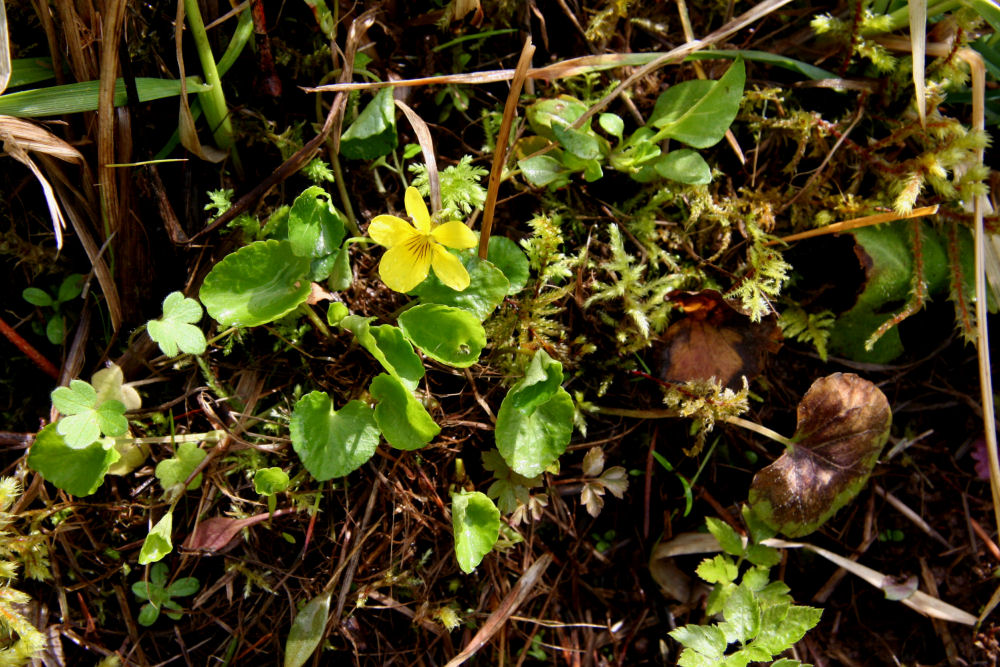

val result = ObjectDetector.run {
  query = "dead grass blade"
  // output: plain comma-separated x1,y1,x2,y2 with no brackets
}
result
1,0,10,95
654,532,977,625
909,0,927,128
97,0,128,243
478,37,534,260
0,115,83,249
444,553,553,667
395,99,441,213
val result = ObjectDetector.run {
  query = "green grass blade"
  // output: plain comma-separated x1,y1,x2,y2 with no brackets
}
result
8,58,57,89
0,77,211,118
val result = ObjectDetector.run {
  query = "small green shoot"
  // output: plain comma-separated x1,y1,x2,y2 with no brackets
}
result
131,561,200,625
147,292,208,358
51,380,128,449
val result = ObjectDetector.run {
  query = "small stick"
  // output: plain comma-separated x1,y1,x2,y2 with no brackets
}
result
478,38,535,259
767,205,939,245
0,315,60,380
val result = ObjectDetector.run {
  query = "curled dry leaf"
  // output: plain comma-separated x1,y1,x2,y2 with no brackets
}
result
657,290,781,390
749,373,891,537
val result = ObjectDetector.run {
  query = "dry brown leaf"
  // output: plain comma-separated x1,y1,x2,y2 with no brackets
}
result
657,290,781,390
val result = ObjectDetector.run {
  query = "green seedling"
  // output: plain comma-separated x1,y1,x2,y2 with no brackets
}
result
254,467,290,516
131,562,199,625
147,292,207,358
22,273,83,344
50,379,128,450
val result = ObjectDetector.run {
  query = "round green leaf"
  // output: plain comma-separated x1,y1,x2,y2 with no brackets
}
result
412,255,509,320
138,603,160,626
451,490,500,573
290,391,379,481
287,186,346,259
28,424,120,496
598,112,625,139
46,315,65,345
487,237,529,294
254,467,290,495
518,155,569,189
654,149,712,185
398,304,486,368
199,240,312,327
370,373,440,451
495,350,574,477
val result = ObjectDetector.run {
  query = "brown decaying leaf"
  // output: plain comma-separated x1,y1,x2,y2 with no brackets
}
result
749,373,892,537
182,509,295,554
657,290,781,390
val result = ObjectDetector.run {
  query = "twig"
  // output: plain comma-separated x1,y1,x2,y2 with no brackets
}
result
478,38,535,259
767,205,939,245
0,315,60,380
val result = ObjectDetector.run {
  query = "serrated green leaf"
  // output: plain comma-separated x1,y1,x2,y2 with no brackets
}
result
27,424,119,496
451,490,500,573
696,554,739,585
754,604,822,654
706,517,744,557
669,624,728,659
199,240,312,327
284,591,332,667
370,373,440,450
155,441,207,495
139,511,174,565
741,566,771,593
398,304,486,368
290,392,379,481
724,584,762,643
745,543,781,568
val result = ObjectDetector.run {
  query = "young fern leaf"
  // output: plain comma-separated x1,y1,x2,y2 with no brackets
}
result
778,306,835,361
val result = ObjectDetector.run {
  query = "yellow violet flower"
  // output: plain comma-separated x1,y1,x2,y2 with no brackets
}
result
368,187,478,293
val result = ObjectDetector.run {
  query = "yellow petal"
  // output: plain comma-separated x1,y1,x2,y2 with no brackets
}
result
404,187,431,233
369,215,415,248
431,221,477,249
431,245,471,292
379,240,432,293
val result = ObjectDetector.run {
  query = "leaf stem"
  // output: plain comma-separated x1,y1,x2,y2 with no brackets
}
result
184,0,238,163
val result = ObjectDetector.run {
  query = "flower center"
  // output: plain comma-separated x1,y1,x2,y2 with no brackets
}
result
404,232,434,261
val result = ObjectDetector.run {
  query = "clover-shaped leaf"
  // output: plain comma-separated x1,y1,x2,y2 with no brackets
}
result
748,373,891,537
147,292,207,357
51,379,128,449
155,442,207,499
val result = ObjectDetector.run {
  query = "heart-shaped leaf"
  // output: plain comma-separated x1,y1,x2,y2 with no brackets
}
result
340,87,397,160
398,304,486,368
495,350,575,477
290,391,379,481
451,490,500,573
92,363,142,412
340,316,424,391
155,441,207,497
486,236,529,294
748,373,891,537
412,255,509,321
147,291,207,357
370,373,440,451
287,186,346,260
28,424,120,496
199,240,312,327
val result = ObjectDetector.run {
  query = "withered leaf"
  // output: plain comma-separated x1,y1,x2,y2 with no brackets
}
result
748,373,891,537
658,290,781,390
182,509,294,554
